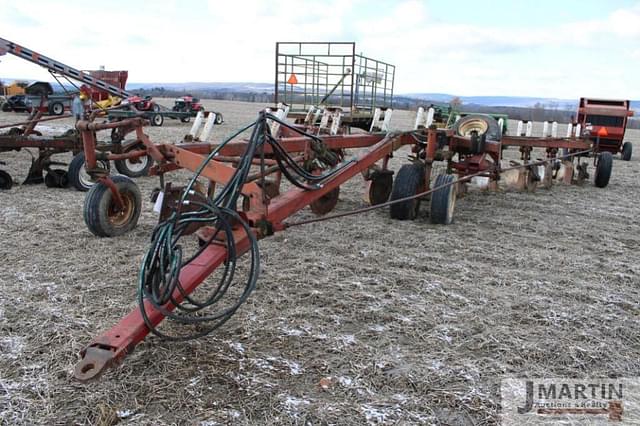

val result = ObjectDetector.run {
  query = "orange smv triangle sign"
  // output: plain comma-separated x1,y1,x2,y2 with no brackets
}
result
597,126,609,137
287,73,298,85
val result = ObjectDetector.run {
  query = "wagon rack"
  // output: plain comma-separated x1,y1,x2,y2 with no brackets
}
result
0,37,155,190
71,101,614,379
275,42,395,131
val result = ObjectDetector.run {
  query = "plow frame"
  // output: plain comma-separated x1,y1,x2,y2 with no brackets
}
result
0,111,153,188
72,111,610,380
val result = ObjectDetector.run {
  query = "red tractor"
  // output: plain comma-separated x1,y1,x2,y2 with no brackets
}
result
172,95,223,124
122,95,160,112
577,98,634,161
172,95,203,113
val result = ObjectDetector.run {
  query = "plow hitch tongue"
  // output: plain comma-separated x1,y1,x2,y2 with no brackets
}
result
74,345,117,381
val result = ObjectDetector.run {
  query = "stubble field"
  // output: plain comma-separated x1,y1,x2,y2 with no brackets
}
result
1,99,639,425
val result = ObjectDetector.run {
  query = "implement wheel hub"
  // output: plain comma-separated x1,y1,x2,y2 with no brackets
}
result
108,191,136,226
457,119,489,137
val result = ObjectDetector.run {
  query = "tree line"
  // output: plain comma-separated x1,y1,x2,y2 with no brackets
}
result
129,87,640,129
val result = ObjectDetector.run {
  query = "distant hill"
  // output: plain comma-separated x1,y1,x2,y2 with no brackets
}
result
405,93,640,113
128,81,273,93
405,93,577,109
126,83,639,111
4,77,638,113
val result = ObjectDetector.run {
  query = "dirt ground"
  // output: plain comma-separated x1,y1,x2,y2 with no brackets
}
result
1,100,639,425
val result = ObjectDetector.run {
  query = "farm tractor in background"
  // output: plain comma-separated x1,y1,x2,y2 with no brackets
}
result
171,95,223,124
173,95,202,114
120,94,159,112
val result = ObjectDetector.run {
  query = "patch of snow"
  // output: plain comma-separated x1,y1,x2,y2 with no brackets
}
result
429,360,444,371
0,336,25,359
361,404,401,424
230,341,245,354
392,393,408,403
284,360,303,375
337,376,352,387
116,409,134,419
283,396,310,409
338,334,357,345
251,358,275,371
281,327,304,336
397,315,413,323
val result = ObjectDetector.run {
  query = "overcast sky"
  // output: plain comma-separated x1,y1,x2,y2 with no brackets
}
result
1,0,639,99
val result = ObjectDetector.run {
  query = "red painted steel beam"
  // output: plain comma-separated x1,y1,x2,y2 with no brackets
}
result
74,230,253,381
449,138,501,155
502,136,591,150
0,136,80,150
176,133,392,157
74,132,410,380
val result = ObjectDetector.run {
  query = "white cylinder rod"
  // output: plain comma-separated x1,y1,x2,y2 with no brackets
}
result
200,112,216,142
330,112,343,135
526,121,533,137
382,109,393,132
304,106,315,124
551,121,558,138
425,107,435,127
517,121,524,136
542,121,549,137
369,108,381,132
189,110,204,137
566,123,573,138
414,107,425,130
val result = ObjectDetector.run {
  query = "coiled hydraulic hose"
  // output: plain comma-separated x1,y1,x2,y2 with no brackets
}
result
138,111,349,340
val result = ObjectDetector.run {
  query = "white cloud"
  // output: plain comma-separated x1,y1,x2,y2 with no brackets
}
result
0,0,638,99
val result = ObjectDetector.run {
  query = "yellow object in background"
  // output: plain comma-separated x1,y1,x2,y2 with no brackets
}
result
94,95,121,110
2,82,26,96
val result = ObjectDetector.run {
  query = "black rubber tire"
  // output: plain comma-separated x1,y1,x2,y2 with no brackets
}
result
389,163,425,220
83,175,142,237
68,152,110,192
2,103,11,112
151,113,164,127
0,170,13,190
621,142,632,161
214,112,223,124
55,170,69,188
430,174,457,225
453,114,502,141
368,171,393,205
594,152,613,188
180,116,191,123
49,102,64,116
152,103,160,112
114,150,153,178
44,170,69,188
44,171,57,188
